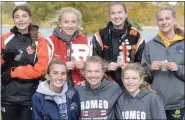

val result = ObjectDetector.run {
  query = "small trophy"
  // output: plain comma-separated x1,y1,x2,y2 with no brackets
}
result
161,60,168,71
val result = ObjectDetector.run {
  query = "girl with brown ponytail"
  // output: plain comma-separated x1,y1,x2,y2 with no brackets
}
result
1,5,50,120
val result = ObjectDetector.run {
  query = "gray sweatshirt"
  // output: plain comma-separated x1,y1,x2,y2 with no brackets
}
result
75,79,122,120
115,89,167,120
141,35,184,110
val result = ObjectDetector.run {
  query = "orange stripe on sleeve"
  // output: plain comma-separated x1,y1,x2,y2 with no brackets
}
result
95,32,103,50
1,32,14,65
11,36,49,80
135,35,144,52
1,32,14,49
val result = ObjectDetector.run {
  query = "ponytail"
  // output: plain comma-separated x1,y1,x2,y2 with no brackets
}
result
174,25,184,38
28,24,39,50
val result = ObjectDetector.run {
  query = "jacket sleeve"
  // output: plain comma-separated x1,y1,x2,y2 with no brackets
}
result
134,32,145,63
11,36,49,79
141,44,154,84
32,93,44,120
70,89,81,120
150,92,167,119
92,32,103,57
115,93,124,120
174,64,184,81
75,90,81,119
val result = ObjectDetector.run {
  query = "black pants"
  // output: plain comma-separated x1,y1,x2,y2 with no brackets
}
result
1,104,32,120
166,108,185,120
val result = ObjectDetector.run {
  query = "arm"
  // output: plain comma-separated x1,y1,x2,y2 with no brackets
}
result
141,44,154,84
151,93,167,119
174,64,184,81
92,32,103,57
11,36,49,79
32,93,44,120
74,90,81,119
134,32,145,63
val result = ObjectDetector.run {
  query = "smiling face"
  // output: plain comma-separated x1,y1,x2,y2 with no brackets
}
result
59,12,78,37
109,4,127,29
84,62,104,89
13,9,32,33
122,70,143,96
47,64,67,93
157,10,176,34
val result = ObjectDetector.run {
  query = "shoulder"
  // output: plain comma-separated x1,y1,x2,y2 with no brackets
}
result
145,91,162,103
32,92,44,98
32,92,45,103
78,33,87,39
2,32,14,40
76,33,88,43
146,35,159,45
105,80,122,92
66,87,79,99
98,27,109,37
74,84,85,92
2,32,14,37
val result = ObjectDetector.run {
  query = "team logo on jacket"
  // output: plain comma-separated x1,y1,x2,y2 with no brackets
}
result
71,44,90,61
27,46,35,54
80,100,108,119
176,45,184,54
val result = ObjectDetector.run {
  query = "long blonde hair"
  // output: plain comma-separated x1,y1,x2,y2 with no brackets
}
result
156,7,184,38
58,7,83,26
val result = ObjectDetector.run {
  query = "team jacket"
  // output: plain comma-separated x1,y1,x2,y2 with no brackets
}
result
141,35,184,110
46,27,90,86
92,21,145,87
1,26,49,105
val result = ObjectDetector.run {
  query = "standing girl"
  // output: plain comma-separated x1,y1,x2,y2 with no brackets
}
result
115,63,166,119
32,59,80,120
1,5,49,120
92,2,145,87
141,7,184,120
47,7,90,86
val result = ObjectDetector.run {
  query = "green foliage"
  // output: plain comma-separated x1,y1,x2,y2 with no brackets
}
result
1,2,15,25
1,2,184,34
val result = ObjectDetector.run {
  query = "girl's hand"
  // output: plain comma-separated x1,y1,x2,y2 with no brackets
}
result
66,61,75,70
150,61,162,71
108,62,119,71
166,62,178,72
75,60,84,69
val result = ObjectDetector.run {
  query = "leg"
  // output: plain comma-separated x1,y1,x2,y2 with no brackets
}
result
18,105,32,120
166,108,185,120
1,104,17,120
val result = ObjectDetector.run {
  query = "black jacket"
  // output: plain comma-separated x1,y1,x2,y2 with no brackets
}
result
92,21,145,87
1,26,48,105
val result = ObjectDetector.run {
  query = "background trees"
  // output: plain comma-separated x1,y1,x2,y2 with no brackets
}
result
1,2,184,35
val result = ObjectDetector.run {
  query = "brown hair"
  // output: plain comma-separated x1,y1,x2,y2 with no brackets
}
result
122,63,152,90
108,2,127,14
156,7,184,37
80,56,108,77
12,5,39,49
47,59,67,74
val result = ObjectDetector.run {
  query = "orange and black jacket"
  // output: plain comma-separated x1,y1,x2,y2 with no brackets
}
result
1,26,49,105
92,21,145,87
